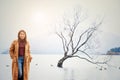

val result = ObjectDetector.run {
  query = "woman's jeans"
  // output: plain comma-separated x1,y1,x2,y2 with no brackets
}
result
18,56,24,79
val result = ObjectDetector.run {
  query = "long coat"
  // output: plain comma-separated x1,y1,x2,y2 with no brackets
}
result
9,40,32,80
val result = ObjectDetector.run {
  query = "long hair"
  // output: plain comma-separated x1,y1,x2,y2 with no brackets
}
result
18,30,27,43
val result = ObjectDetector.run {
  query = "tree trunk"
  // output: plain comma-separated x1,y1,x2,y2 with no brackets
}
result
57,55,72,68
57,58,65,68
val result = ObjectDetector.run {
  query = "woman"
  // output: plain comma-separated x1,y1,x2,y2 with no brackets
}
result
9,30,32,80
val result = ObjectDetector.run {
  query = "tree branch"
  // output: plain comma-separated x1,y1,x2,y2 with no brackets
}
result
78,50,93,59
73,28,95,55
72,55,109,65
74,28,91,50
56,32,66,52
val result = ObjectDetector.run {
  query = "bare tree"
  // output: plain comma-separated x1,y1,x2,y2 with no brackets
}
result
56,8,110,68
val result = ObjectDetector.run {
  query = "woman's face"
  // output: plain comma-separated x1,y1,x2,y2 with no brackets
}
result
19,31,26,40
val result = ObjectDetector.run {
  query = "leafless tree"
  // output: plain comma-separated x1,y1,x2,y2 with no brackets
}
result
56,8,110,68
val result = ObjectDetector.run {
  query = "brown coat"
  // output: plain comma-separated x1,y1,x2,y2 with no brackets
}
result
9,40,32,80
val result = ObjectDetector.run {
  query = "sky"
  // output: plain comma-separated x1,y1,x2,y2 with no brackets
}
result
0,0,120,54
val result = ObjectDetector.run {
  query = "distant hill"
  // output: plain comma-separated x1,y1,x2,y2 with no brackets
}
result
110,47,120,52
106,47,120,55
1,50,9,54
1,50,41,54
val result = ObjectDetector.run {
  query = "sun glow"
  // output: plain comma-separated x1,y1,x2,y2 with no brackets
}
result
30,11,53,37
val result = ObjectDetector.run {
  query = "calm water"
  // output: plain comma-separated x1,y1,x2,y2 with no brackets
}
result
0,54,120,80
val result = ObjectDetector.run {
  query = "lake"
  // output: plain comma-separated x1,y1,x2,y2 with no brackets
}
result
0,54,120,80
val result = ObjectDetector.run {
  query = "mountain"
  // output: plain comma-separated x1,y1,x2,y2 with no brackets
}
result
106,47,120,55
1,50,9,54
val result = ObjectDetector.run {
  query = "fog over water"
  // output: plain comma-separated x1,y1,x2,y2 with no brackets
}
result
0,54,120,80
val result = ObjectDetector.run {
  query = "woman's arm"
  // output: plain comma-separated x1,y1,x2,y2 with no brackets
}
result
9,41,15,59
28,42,32,62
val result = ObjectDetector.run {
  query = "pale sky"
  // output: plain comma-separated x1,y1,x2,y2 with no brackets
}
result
0,0,120,54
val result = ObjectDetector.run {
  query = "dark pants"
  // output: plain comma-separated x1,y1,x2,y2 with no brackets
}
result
18,57,24,80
